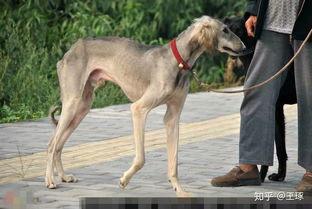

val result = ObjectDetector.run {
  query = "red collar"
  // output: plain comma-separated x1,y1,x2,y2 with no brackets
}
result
170,39,191,70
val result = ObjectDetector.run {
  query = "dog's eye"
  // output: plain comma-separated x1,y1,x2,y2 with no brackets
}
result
222,28,229,34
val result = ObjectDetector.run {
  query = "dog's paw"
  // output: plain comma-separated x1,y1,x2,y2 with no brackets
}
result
268,173,285,181
61,174,78,183
45,176,57,189
46,183,57,189
176,190,193,197
119,177,129,189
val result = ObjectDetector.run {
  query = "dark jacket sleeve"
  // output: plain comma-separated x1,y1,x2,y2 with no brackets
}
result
244,0,269,39
244,0,259,19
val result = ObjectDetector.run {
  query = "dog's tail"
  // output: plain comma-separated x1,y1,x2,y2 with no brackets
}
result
49,106,61,127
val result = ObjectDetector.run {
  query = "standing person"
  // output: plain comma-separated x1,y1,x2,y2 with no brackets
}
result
211,0,312,192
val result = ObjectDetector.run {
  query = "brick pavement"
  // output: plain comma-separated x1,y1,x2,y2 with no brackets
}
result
0,89,306,209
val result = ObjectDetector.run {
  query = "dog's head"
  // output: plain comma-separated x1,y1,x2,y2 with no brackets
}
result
223,17,256,51
190,16,247,56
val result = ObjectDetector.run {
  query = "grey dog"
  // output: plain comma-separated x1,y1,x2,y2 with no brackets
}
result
46,16,246,197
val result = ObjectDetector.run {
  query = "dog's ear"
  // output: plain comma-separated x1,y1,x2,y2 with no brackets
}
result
222,17,231,25
199,21,218,53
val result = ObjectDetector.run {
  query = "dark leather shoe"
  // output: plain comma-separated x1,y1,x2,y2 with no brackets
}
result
296,173,312,194
211,166,261,187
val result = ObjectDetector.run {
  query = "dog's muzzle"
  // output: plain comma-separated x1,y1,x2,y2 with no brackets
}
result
229,48,254,58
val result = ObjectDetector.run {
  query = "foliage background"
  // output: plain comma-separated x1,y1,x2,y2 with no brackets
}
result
0,0,246,123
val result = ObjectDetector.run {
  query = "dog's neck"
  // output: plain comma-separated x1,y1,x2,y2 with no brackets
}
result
174,35,205,69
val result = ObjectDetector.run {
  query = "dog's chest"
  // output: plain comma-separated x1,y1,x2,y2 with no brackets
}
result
175,70,190,89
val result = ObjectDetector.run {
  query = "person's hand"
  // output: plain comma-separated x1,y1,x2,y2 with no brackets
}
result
245,16,257,37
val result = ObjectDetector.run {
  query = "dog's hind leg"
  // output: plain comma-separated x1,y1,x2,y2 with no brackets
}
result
119,93,156,189
46,92,93,188
46,68,95,189
46,98,81,188
260,165,269,182
54,81,94,183
268,103,287,181
164,93,191,197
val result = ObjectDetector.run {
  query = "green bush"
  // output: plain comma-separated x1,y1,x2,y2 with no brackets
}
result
0,0,246,123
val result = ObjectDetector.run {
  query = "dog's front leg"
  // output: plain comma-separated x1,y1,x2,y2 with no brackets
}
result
119,100,151,189
164,94,192,197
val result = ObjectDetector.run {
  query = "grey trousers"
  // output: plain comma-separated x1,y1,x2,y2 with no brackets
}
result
239,30,312,171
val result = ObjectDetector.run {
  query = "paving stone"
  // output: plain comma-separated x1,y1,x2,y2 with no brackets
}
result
1,90,307,208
